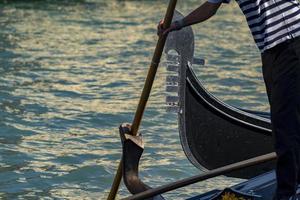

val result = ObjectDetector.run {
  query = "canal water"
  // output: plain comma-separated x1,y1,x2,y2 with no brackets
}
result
0,0,269,199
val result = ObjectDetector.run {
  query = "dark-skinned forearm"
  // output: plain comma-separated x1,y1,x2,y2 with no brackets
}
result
182,2,221,27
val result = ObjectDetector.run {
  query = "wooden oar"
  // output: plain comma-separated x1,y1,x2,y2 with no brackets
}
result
121,152,277,200
106,1,177,199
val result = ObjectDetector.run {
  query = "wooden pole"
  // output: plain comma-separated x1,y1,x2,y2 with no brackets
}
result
130,0,178,136
121,152,277,200
106,1,177,199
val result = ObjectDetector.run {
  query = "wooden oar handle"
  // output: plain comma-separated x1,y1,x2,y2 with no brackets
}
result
163,0,178,29
107,1,178,200
131,0,177,136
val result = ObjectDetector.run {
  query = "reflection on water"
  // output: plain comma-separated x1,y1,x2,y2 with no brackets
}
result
0,0,268,199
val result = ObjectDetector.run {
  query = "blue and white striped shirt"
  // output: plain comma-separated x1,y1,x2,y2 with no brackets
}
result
208,0,300,52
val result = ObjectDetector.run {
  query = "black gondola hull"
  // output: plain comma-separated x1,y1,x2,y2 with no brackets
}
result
165,11,275,178
185,65,274,178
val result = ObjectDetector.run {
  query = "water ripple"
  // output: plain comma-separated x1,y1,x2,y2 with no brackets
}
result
0,0,268,199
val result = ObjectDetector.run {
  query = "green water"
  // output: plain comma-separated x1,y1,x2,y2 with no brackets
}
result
0,0,269,199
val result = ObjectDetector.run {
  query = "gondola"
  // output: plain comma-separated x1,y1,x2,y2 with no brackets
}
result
164,11,275,179
118,10,279,200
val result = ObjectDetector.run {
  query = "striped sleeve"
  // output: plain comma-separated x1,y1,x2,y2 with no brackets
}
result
207,0,230,4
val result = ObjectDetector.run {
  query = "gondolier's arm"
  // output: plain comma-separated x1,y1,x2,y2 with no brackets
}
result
158,1,222,35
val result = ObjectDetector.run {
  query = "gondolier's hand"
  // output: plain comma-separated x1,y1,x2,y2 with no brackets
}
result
157,19,185,36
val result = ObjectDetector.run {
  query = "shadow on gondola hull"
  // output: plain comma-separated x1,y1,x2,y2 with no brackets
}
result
184,64,274,178
165,10,275,179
